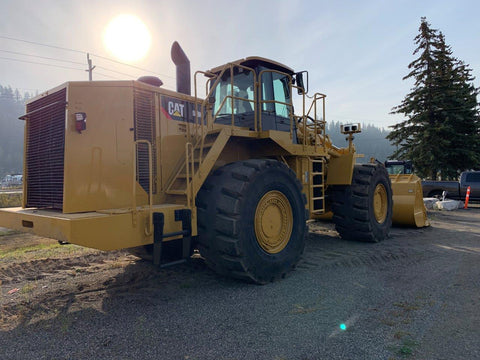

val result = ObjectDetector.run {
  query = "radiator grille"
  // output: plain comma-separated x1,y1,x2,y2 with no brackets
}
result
134,89,157,194
25,88,66,209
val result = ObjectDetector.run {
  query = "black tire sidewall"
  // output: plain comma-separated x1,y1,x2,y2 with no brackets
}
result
239,164,306,279
367,165,393,239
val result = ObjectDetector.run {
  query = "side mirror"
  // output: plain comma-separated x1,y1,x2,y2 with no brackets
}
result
295,71,309,95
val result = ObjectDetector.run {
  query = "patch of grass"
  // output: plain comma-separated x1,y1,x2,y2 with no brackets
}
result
21,283,37,294
0,242,90,261
0,192,22,208
0,229,20,237
399,345,413,356
58,314,72,335
0,243,61,259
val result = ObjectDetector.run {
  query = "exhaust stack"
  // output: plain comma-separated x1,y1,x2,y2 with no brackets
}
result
171,41,191,96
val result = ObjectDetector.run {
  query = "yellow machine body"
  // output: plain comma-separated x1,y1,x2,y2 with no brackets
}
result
0,48,417,265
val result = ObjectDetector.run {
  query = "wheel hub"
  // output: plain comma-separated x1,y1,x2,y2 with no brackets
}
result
373,183,388,223
254,190,293,254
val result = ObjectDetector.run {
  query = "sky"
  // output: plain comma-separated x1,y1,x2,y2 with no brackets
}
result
0,0,479,129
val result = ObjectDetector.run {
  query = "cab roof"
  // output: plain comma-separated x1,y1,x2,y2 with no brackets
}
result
208,56,294,75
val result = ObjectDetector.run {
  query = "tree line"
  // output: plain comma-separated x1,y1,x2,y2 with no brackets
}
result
0,85,30,179
326,121,394,163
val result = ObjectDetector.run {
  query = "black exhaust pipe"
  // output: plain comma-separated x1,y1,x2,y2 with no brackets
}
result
171,41,191,96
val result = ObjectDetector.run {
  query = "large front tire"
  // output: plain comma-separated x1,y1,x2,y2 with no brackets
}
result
330,163,393,242
196,159,307,284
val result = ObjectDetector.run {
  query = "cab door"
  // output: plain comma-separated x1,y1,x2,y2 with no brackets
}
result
259,69,293,135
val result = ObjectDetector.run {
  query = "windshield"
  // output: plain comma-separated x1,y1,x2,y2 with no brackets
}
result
212,67,255,117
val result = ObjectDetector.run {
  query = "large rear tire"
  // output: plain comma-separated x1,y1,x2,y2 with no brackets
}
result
330,163,393,242
196,159,307,284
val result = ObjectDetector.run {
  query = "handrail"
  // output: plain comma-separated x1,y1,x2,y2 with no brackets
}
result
196,63,257,132
185,142,194,209
304,93,327,150
132,140,153,236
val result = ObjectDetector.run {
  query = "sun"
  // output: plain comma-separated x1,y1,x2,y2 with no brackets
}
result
103,14,151,62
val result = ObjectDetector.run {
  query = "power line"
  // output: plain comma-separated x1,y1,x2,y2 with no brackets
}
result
0,35,84,54
0,55,120,80
0,56,84,71
91,53,175,79
0,35,173,79
95,65,137,79
0,49,85,65
95,72,122,80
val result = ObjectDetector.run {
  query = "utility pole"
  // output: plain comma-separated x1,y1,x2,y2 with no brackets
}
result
86,53,96,81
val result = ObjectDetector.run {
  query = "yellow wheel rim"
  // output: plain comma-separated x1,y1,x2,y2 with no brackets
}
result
373,183,388,224
254,190,293,254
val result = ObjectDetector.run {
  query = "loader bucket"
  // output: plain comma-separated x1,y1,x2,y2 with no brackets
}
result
390,174,429,227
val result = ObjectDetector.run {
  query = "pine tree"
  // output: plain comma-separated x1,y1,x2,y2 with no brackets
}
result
387,18,480,180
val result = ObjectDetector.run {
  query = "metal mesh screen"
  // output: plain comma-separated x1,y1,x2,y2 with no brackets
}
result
25,88,66,209
134,89,157,194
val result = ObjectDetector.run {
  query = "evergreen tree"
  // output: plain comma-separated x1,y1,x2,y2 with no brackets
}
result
387,18,480,180
0,85,25,178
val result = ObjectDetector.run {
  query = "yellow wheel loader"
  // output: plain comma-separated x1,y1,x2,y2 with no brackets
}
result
0,42,426,283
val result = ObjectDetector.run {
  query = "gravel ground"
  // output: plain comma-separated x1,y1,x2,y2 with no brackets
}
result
0,209,479,360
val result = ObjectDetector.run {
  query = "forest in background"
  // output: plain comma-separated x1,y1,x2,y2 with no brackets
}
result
0,85,31,178
326,121,394,163
0,84,395,179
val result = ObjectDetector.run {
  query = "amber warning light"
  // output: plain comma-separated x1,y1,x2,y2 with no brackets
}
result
75,112,87,133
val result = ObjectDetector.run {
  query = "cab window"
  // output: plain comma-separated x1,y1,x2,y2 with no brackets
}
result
212,68,254,117
260,68,291,119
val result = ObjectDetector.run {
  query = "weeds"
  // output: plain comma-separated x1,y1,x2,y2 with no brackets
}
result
0,192,22,208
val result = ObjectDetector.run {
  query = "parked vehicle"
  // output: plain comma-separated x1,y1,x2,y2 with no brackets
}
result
1,174,22,189
422,171,480,200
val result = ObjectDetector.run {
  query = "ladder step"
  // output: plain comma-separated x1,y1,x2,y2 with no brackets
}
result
312,196,324,201
312,184,324,188
311,172,324,176
166,190,187,195
194,142,214,153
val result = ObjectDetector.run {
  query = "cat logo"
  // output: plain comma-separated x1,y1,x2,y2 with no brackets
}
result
161,95,203,123
168,101,185,118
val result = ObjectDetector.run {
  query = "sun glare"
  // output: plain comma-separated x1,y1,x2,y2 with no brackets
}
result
103,14,151,62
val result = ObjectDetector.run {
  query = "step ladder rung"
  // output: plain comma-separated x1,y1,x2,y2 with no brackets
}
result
194,142,215,151
311,184,324,188
312,196,325,201
311,172,324,176
166,189,187,195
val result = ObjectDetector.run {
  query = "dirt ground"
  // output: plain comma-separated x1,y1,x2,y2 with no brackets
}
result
0,208,479,360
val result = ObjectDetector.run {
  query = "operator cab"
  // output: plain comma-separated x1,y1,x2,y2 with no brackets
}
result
385,160,413,175
208,57,304,142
